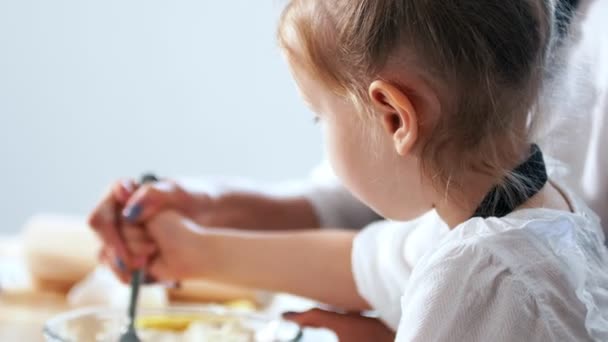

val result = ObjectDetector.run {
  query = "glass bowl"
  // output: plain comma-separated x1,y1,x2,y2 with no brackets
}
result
44,306,303,342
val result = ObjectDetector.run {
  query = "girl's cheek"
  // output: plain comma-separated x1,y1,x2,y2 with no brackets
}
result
325,126,355,189
319,122,331,154
321,125,340,173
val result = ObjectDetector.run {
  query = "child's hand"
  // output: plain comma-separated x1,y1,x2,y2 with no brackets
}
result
284,309,395,342
107,211,369,312
116,210,212,283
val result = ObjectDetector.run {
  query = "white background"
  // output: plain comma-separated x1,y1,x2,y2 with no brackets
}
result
0,0,322,232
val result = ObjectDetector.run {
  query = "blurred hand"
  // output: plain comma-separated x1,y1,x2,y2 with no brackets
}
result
284,308,395,342
117,210,212,282
90,177,320,282
105,211,367,314
89,178,199,276
88,178,138,267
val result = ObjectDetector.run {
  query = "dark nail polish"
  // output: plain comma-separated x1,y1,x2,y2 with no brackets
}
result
123,204,142,222
282,311,300,317
116,257,126,272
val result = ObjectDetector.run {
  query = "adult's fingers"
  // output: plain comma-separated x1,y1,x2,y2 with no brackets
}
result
283,308,335,328
88,179,137,230
122,181,183,224
113,179,137,205
102,245,158,285
99,246,131,284
88,179,136,262
283,308,395,342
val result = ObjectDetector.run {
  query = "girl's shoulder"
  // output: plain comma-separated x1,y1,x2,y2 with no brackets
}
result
405,190,608,341
438,181,605,262
400,216,608,341
423,189,607,289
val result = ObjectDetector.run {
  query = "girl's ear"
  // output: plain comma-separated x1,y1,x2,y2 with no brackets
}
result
368,80,418,156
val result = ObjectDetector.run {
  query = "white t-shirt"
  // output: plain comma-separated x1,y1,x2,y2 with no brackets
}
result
392,186,608,341
351,211,449,327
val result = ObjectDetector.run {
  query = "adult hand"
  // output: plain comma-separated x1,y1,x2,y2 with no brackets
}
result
284,308,395,342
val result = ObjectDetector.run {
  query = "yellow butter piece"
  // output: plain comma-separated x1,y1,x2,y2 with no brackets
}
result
224,299,256,311
136,314,237,332
135,300,256,332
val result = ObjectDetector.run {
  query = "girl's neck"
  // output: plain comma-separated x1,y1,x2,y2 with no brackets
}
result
432,145,572,229
432,171,496,228
434,176,572,229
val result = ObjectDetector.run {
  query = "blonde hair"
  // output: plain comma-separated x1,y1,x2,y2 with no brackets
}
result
279,0,560,199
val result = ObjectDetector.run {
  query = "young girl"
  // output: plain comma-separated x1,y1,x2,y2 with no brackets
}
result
92,0,608,340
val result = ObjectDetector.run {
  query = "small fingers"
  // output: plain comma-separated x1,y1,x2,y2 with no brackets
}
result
101,248,131,284
147,257,175,283
122,224,157,267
